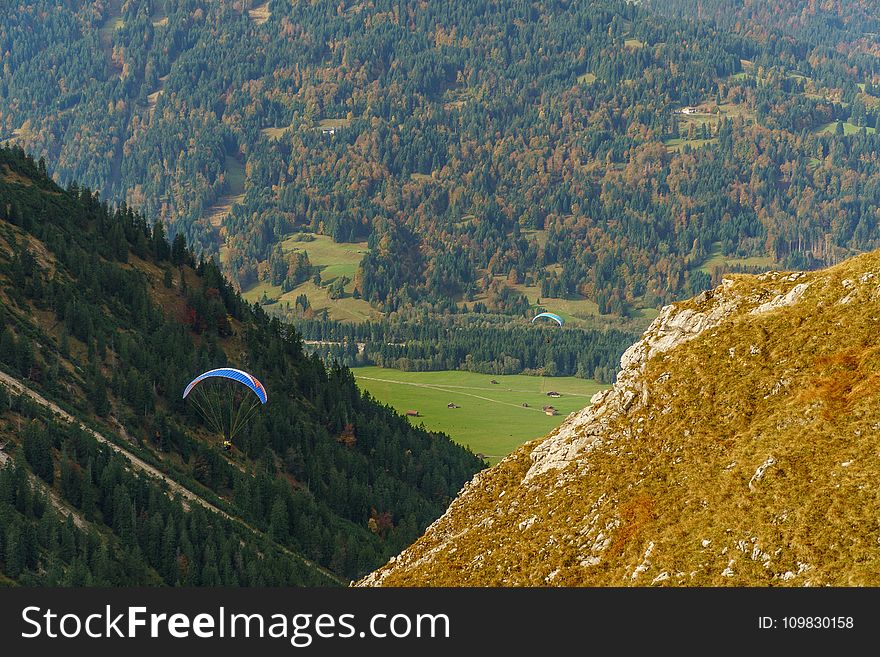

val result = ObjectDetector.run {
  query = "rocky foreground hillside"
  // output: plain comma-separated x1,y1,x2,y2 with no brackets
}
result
360,254,880,586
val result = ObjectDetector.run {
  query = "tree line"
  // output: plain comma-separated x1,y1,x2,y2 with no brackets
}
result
295,317,635,383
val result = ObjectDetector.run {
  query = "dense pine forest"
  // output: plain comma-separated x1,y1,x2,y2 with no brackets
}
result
0,146,483,585
1,411,327,586
5,0,880,321
295,318,633,383
647,0,880,47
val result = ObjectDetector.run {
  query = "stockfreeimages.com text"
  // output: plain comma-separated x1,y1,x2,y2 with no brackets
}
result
21,605,450,647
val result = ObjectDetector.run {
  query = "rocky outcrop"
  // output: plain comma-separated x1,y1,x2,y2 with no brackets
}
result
524,271,818,483
525,280,747,481
360,256,880,587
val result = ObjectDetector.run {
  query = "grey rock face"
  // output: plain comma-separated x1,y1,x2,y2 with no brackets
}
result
524,282,745,482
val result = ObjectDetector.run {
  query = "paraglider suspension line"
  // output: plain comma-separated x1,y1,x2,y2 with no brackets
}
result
229,396,261,444
188,388,224,438
206,385,230,440
185,380,265,447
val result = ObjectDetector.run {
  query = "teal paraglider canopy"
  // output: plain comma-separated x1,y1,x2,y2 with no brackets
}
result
531,312,564,327
183,368,267,450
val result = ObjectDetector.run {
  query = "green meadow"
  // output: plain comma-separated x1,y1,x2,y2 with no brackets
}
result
280,233,366,282
696,241,776,274
241,233,378,321
815,121,876,136
352,367,605,464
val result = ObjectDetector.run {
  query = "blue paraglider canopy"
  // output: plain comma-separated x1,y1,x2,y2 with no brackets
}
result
531,312,564,327
182,368,268,449
183,367,268,404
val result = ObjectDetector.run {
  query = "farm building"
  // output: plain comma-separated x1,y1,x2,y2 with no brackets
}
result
405,409,420,417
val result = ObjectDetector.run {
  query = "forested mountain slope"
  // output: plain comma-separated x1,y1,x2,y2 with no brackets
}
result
5,1,880,318
361,251,880,586
0,146,483,585
648,0,880,51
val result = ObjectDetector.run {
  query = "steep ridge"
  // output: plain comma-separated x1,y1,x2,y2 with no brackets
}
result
361,255,880,586
0,146,483,586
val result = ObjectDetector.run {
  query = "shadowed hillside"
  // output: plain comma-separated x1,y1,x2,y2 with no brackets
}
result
0,146,483,586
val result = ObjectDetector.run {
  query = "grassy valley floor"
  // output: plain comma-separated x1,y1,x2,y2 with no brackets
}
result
352,367,605,464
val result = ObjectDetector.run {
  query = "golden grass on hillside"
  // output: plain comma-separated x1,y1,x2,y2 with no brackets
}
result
368,253,880,586
1,164,34,187
248,1,271,25
261,126,290,140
